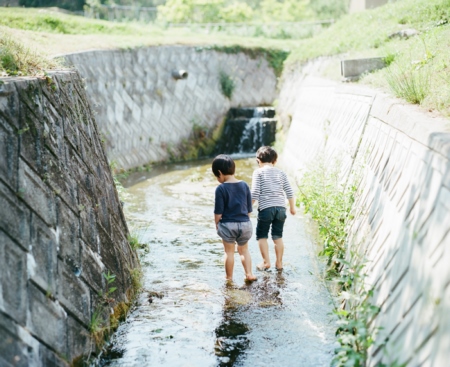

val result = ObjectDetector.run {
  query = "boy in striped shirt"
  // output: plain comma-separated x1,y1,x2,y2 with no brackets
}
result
251,146,296,271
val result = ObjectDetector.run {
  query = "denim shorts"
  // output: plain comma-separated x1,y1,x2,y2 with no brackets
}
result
217,221,253,245
256,206,287,240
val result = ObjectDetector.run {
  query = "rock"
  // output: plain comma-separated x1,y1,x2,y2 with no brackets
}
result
388,28,419,39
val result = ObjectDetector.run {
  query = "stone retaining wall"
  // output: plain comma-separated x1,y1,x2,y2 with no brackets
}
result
278,59,450,366
0,71,139,366
65,46,278,170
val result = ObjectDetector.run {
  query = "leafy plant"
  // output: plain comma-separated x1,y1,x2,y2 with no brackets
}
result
332,256,381,367
297,157,355,278
297,157,384,366
219,71,235,99
101,270,117,302
89,306,106,349
128,233,141,250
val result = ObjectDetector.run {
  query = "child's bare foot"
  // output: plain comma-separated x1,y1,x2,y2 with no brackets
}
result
275,261,283,271
245,274,257,282
256,262,270,271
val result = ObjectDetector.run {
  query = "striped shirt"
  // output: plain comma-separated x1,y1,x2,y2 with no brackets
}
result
251,166,294,211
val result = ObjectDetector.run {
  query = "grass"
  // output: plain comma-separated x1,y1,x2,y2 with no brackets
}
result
0,26,62,76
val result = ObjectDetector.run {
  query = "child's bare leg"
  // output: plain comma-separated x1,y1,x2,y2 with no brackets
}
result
257,238,271,270
273,238,284,270
237,243,257,281
223,241,235,280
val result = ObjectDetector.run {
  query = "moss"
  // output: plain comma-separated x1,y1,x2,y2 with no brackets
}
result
197,45,290,77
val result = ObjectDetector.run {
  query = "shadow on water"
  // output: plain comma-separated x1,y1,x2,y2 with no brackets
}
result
215,273,287,366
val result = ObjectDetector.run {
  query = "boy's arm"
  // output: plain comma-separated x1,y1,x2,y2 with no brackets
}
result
288,197,296,215
214,214,222,229
251,170,260,203
214,186,224,229
282,172,296,215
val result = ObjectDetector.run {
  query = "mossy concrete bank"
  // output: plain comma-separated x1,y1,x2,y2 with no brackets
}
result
0,71,139,366
278,59,450,366
65,46,278,170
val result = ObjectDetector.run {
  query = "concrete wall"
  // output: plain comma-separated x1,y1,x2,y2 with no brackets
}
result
349,0,389,13
65,46,278,170
0,71,139,366
278,59,450,366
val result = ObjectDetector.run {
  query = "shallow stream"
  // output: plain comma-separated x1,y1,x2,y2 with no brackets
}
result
101,157,336,366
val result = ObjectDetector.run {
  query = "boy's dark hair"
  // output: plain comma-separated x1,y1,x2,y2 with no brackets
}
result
256,146,278,163
212,154,235,177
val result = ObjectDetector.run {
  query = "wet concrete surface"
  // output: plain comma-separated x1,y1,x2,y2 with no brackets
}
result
100,157,337,366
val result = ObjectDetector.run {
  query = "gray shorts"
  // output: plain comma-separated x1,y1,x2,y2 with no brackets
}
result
217,221,253,245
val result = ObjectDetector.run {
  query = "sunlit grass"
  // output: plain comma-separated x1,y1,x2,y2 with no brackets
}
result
0,26,62,76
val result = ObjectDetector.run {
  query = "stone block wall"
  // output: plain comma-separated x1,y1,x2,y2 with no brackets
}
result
65,46,278,170
278,60,450,366
0,71,139,366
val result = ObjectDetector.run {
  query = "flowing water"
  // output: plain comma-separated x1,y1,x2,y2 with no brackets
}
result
100,157,337,367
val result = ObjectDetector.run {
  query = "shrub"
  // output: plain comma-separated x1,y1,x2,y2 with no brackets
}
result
219,71,235,99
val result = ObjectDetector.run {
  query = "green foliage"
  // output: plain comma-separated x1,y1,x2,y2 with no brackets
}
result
332,257,381,367
167,118,224,162
219,71,235,99
207,45,289,76
128,233,148,251
19,0,85,12
259,0,313,22
309,0,349,20
220,2,254,23
103,270,117,298
157,0,339,23
298,157,384,366
383,53,396,67
0,7,150,35
297,157,355,278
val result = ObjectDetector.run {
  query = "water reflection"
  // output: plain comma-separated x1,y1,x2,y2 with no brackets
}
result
215,297,250,366
215,271,288,366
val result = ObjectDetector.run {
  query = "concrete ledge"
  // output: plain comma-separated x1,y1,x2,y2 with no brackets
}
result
341,57,386,79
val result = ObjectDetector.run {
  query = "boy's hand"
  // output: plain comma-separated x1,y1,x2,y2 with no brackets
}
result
288,198,296,215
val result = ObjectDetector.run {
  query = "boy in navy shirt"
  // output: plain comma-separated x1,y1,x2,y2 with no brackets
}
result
212,154,257,282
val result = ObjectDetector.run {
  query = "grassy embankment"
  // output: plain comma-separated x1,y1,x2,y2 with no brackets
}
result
285,0,450,116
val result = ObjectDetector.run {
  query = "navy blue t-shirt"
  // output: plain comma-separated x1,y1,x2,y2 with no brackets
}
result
214,181,252,222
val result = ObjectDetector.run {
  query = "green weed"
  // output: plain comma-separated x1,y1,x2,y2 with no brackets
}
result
219,71,235,99
385,61,430,104
297,157,384,366
332,256,381,367
128,233,144,251
297,157,356,278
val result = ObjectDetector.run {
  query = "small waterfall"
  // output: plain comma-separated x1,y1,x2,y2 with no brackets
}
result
216,107,277,155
